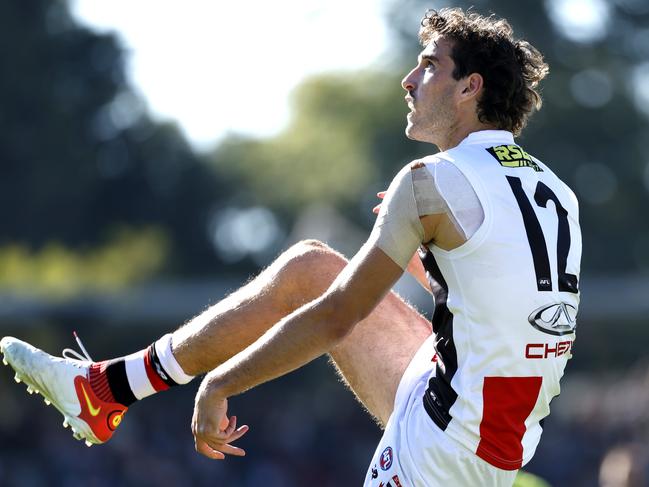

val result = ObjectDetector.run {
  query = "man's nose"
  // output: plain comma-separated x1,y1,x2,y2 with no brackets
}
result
401,68,417,92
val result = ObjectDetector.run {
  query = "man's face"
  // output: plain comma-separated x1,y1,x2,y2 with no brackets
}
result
401,35,461,145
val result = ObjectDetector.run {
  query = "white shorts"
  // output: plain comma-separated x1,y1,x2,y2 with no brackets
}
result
362,335,518,487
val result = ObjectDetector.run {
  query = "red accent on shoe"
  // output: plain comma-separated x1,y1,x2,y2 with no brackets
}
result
143,347,170,393
74,375,127,443
88,362,117,404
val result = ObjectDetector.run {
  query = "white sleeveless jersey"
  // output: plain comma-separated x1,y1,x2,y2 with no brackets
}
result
419,130,581,470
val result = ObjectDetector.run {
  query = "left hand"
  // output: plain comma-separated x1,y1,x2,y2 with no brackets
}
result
192,377,249,460
372,191,387,215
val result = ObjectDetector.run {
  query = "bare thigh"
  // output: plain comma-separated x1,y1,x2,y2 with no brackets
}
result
292,242,432,427
330,289,431,427
174,239,432,426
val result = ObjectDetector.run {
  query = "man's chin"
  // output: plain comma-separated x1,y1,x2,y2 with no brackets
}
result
404,124,416,140
405,125,425,142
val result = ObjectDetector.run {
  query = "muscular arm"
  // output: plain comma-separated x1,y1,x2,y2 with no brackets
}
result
192,244,409,458
208,244,404,397
192,162,450,459
373,159,479,294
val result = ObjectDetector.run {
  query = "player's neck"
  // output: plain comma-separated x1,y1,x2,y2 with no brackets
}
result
436,120,499,152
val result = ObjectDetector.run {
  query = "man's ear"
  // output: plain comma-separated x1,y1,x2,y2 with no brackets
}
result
460,73,484,100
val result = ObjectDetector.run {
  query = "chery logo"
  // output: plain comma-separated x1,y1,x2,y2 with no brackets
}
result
528,302,577,336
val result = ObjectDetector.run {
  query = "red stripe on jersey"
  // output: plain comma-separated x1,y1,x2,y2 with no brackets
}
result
143,348,170,392
476,376,542,470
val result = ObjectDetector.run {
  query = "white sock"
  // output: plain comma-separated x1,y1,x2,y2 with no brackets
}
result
155,333,193,385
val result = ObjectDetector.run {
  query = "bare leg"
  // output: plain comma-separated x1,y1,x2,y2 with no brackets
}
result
172,239,340,375
172,239,432,425
329,291,431,426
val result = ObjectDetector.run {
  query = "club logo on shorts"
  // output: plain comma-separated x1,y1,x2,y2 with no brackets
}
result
379,446,393,471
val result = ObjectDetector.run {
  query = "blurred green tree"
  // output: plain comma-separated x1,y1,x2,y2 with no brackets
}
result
0,0,227,276
5,0,646,278
214,0,649,273
211,71,432,233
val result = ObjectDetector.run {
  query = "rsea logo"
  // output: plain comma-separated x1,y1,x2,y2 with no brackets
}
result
486,145,542,172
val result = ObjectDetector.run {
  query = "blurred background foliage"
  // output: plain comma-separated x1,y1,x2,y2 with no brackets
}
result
215,73,405,211
0,0,225,278
1,0,649,283
1,0,649,485
0,227,168,296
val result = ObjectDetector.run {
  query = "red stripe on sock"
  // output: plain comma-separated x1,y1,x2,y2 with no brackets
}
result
89,361,117,403
143,347,170,392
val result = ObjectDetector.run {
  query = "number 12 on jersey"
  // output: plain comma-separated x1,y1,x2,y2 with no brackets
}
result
506,176,578,294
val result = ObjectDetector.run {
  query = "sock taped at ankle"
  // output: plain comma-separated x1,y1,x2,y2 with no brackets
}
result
154,334,194,385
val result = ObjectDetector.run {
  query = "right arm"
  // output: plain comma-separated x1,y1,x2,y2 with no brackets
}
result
373,191,432,293
372,160,474,293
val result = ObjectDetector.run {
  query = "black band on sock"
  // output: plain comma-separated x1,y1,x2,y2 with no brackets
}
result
148,343,179,388
105,359,138,406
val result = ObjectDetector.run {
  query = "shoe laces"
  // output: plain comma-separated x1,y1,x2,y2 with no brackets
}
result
62,331,94,362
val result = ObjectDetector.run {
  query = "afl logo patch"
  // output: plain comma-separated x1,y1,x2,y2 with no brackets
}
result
379,446,393,471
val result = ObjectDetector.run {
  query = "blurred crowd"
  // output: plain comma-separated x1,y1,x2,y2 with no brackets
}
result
1,324,648,486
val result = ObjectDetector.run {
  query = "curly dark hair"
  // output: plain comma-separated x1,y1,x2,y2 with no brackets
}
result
419,8,549,136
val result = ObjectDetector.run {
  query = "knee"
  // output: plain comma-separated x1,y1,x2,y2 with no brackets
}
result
277,240,347,299
286,239,345,263
284,239,346,270
291,239,331,253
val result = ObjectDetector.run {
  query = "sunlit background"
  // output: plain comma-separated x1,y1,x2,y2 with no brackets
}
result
1,0,649,485
71,0,392,149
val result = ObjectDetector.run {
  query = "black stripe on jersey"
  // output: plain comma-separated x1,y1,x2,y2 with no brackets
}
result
506,176,553,292
533,182,579,293
420,248,459,431
105,359,138,406
148,343,179,387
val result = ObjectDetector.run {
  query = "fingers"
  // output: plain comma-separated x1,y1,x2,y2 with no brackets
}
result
195,439,226,460
213,437,247,456
194,415,250,460
222,416,249,443
223,414,237,436
197,432,249,459
196,435,248,459
373,191,387,215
